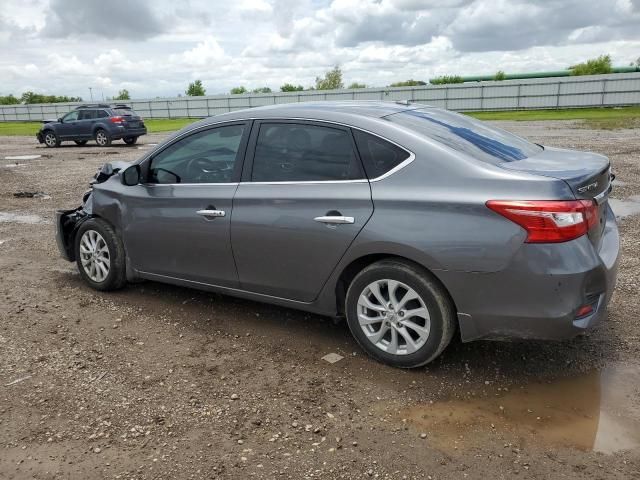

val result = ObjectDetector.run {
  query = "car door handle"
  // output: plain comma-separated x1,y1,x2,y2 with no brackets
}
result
314,215,354,224
197,209,226,218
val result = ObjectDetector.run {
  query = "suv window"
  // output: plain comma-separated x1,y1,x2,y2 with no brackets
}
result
353,130,410,179
63,111,79,122
252,123,363,182
386,108,542,164
149,124,246,184
96,110,109,118
78,109,97,120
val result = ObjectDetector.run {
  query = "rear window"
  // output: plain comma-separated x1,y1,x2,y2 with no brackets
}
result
386,108,542,163
114,108,136,116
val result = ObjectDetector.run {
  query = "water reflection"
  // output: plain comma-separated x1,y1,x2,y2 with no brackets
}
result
401,364,640,454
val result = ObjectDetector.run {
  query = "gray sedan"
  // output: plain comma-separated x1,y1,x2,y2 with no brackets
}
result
55,101,619,368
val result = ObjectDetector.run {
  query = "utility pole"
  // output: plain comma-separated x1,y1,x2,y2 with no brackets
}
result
89,87,93,101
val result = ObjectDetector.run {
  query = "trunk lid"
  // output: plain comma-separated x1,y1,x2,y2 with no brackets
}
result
499,146,612,246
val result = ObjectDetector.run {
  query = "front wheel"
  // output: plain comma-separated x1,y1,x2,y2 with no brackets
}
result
43,131,60,148
95,129,112,147
123,136,138,145
345,259,455,368
75,218,126,291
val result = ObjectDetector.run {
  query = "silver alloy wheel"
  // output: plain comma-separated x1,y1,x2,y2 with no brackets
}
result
44,132,57,147
357,279,431,355
79,230,110,283
96,131,107,146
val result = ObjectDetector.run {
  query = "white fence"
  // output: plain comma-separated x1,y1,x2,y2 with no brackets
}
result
2,72,639,121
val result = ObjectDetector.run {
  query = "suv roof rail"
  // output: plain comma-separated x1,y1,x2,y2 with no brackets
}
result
113,104,131,108
75,103,112,109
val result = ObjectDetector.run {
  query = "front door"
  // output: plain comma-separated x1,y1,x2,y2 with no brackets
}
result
121,122,250,287
231,121,374,302
57,110,80,139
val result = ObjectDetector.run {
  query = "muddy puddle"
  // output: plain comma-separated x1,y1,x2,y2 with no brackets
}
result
400,364,640,454
609,196,640,219
4,154,41,161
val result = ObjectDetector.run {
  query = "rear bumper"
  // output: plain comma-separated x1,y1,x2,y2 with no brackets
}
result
441,205,620,342
110,126,147,139
55,207,89,261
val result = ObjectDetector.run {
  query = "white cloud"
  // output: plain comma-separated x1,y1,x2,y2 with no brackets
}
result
0,0,639,99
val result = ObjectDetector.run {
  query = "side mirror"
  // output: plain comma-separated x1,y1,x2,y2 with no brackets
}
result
58,117,63,123
121,165,141,186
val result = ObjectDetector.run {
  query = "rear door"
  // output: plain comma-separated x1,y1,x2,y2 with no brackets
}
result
231,120,374,302
121,122,250,287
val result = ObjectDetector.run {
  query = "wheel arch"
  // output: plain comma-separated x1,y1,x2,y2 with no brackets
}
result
334,253,459,326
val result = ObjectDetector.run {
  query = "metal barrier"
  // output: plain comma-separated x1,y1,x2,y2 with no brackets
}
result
2,72,639,121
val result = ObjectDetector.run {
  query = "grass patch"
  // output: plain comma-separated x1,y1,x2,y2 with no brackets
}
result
466,106,640,127
0,107,638,136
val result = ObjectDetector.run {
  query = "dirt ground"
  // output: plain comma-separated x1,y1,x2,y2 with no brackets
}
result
1,122,639,480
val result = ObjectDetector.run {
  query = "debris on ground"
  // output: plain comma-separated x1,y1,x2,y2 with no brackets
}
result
13,191,51,199
321,352,344,364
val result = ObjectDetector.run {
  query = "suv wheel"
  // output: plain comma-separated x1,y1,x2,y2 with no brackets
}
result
43,131,60,148
74,140,88,146
123,136,138,145
75,218,127,291
95,129,112,147
345,259,455,368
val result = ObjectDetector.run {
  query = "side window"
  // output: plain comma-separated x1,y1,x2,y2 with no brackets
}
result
353,130,411,179
148,124,246,184
97,110,109,118
78,110,97,120
63,111,79,122
251,123,363,182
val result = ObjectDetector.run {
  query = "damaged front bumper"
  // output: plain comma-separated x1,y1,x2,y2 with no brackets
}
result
55,207,89,261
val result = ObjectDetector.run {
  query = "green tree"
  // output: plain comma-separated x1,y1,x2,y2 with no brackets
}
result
280,83,304,92
186,80,206,96
348,82,366,89
494,70,506,81
429,75,464,85
0,94,20,105
252,87,272,93
315,66,344,90
230,86,248,94
114,89,130,100
388,79,426,87
20,91,82,103
570,55,612,76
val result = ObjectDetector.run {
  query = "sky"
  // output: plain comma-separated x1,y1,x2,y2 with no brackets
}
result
1,0,640,100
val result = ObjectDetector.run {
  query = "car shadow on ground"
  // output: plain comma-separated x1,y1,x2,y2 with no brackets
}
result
57,269,619,384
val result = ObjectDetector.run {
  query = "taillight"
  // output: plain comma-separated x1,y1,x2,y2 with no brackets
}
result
486,200,598,243
110,116,124,124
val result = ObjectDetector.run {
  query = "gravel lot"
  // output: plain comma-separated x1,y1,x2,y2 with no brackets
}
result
1,121,639,479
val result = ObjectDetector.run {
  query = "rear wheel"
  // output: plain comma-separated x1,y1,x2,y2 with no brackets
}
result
123,136,138,145
74,140,88,146
95,129,112,147
75,218,126,291
345,259,455,368
43,131,60,148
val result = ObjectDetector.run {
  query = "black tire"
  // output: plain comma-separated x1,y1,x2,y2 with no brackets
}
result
345,259,455,368
74,140,88,146
95,129,112,147
74,218,127,291
43,130,60,148
123,136,138,145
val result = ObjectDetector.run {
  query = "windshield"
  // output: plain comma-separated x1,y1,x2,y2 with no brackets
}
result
386,107,542,163
114,108,136,116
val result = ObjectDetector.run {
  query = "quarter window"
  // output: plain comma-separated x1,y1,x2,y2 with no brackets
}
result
148,124,246,184
353,130,410,179
251,123,363,182
97,110,109,118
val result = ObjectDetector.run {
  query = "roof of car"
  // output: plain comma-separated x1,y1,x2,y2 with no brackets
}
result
183,101,428,133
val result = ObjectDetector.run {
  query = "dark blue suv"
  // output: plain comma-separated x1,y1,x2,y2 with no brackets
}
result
37,104,147,147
